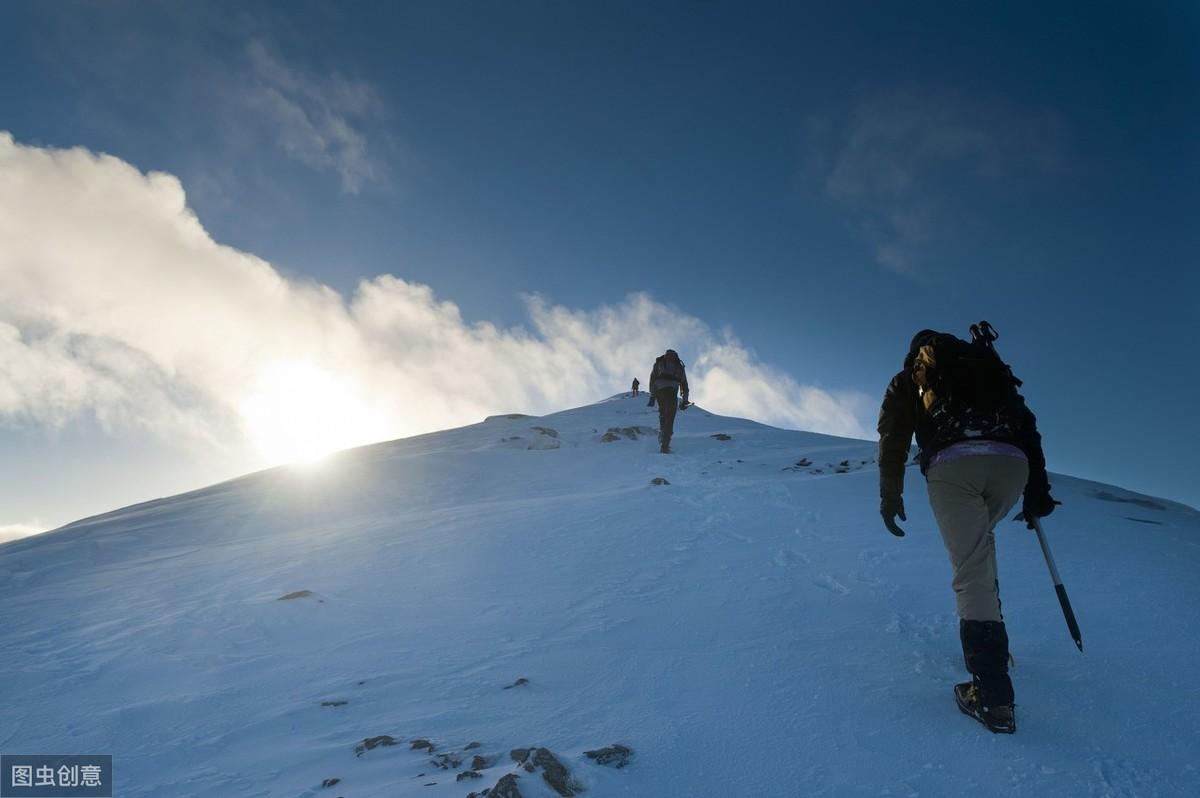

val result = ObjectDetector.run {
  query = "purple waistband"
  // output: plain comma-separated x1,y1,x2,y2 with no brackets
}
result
929,440,1028,470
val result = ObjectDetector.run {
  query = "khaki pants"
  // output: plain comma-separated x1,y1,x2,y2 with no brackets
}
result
655,387,678,447
926,455,1028,622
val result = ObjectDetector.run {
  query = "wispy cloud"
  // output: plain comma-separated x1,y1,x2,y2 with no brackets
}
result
242,40,387,193
0,524,46,544
807,87,1066,274
0,134,870,469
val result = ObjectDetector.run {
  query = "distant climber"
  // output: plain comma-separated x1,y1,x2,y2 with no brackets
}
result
631,377,640,397
647,349,690,453
877,323,1058,734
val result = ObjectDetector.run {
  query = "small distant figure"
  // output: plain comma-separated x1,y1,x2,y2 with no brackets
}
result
647,349,689,453
631,377,640,397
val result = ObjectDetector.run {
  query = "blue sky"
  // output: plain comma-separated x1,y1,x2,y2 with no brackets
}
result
1,1,1197,533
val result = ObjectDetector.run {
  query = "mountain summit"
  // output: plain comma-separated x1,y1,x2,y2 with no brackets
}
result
2,394,1197,796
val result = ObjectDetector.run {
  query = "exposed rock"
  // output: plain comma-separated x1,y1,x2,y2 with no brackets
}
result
511,748,531,764
320,700,347,707
503,677,530,690
1125,516,1164,525
584,743,633,768
524,764,535,773
650,477,670,486
458,770,484,781
599,425,657,442
1093,490,1167,510
532,748,580,796
464,741,483,750
490,774,523,798
355,735,399,756
410,738,435,752
277,590,313,601
320,777,340,788
711,433,732,441
432,752,462,769
529,426,559,438
472,754,492,770
485,413,531,421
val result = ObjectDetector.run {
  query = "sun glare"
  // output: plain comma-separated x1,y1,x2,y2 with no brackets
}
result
240,360,388,466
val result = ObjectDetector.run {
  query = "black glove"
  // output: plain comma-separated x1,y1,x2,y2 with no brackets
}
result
679,397,691,410
881,494,907,537
647,395,656,407
1021,488,1061,530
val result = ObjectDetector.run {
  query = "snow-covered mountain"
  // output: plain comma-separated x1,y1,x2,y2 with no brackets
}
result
2,394,1197,797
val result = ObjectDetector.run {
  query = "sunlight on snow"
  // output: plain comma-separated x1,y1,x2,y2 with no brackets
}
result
239,360,389,466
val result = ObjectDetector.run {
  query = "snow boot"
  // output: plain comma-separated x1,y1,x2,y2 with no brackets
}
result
958,619,1015,732
955,681,1016,733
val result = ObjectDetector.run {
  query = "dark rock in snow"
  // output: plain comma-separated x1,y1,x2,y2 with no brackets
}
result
711,433,732,441
503,677,530,690
464,741,482,750
277,590,313,601
529,426,559,438
650,477,670,486
472,754,492,770
584,743,633,768
410,738,435,752
320,777,340,788
532,748,580,796
1092,490,1167,511
511,748,531,764
490,774,523,798
432,752,462,769
320,700,347,707
355,735,399,756
600,425,657,442
458,770,484,781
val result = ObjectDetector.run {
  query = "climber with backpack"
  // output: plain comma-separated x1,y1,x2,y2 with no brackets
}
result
647,349,690,453
876,321,1059,734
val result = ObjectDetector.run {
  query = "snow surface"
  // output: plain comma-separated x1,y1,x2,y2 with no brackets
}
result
2,394,1198,797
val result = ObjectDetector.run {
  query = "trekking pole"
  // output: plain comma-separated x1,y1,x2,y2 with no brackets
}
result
1030,517,1084,652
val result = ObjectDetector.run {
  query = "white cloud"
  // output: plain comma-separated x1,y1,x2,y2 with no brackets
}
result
243,41,386,193
0,133,870,469
807,87,1065,274
0,524,47,544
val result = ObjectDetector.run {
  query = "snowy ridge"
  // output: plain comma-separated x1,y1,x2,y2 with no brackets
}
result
1,394,1197,797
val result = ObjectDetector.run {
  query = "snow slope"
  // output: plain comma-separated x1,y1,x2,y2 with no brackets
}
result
2,394,1197,797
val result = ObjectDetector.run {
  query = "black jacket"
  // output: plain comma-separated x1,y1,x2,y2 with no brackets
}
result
877,356,1049,499
650,354,689,397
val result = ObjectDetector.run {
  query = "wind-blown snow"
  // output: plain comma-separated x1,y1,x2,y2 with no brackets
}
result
1,395,1197,796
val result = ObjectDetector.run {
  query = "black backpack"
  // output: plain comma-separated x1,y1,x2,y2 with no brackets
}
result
656,352,684,382
911,323,1024,447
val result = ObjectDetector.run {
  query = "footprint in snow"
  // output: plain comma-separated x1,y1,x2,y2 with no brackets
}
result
813,574,850,595
773,549,811,568
858,550,891,565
